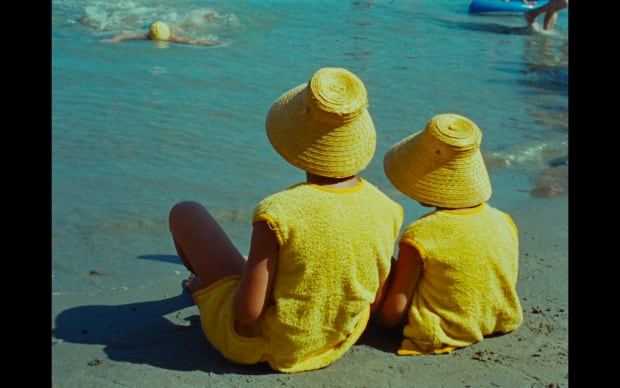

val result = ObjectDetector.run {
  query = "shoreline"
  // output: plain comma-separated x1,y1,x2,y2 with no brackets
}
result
52,194,568,387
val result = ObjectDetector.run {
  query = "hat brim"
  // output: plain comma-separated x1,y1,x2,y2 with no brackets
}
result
384,117,492,208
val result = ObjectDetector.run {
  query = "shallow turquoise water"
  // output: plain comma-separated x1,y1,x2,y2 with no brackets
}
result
52,0,568,295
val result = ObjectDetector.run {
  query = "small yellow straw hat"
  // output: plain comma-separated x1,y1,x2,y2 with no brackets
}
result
148,21,170,41
265,67,376,178
383,113,492,208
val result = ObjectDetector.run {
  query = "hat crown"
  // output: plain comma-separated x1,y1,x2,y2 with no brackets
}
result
265,67,376,178
383,113,492,208
305,67,368,126
424,115,482,159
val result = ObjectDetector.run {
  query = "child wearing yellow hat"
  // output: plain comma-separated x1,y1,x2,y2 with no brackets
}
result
168,67,403,372
102,21,223,46
378,113,523,355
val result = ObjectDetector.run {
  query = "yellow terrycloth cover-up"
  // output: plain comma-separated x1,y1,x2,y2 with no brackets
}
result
193,178,403,372
397,203,523,356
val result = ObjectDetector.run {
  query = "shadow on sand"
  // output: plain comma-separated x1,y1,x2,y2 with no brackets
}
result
53,254,402,374
52,276,273,374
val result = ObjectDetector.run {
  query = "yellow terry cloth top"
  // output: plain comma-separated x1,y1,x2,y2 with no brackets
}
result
192,178,403,372
397,203,523,356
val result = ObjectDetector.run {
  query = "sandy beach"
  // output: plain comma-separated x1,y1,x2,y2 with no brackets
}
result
51,1,569,384
51,192,568,387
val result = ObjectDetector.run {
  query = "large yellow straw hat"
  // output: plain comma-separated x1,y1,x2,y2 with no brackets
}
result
383,113,492,208
148,21,170,41
265,67,376,178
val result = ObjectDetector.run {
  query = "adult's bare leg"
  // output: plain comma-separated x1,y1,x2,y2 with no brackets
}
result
526,0,567,31
542,11,559,31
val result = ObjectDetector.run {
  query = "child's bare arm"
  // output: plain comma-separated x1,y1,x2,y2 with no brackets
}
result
370,256,396,313
379,243,422,328
233,221,279,325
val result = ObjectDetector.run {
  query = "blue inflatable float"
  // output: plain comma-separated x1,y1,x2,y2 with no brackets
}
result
468,0,549,14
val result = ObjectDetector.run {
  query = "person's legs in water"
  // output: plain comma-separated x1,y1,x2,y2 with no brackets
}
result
525,0,568,31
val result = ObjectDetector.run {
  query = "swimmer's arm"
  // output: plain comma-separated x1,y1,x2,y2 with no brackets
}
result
169,35,225,46
232,221,278,325
379,242,422,328
192,39,226,46
101,32,146,43
168,35,193,45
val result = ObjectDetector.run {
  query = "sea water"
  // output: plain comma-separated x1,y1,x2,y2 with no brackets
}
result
52,0,568,296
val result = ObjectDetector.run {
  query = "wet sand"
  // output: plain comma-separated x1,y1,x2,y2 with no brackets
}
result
52,193,568,387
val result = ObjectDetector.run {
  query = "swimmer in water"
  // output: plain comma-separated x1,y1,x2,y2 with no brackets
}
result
101,21,223,46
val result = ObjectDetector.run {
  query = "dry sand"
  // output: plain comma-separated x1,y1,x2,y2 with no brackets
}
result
52,192,568,388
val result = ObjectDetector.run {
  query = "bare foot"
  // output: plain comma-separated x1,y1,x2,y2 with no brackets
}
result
185,274,206,293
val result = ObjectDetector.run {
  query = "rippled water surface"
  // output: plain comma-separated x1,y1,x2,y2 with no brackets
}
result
52,0,568,295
